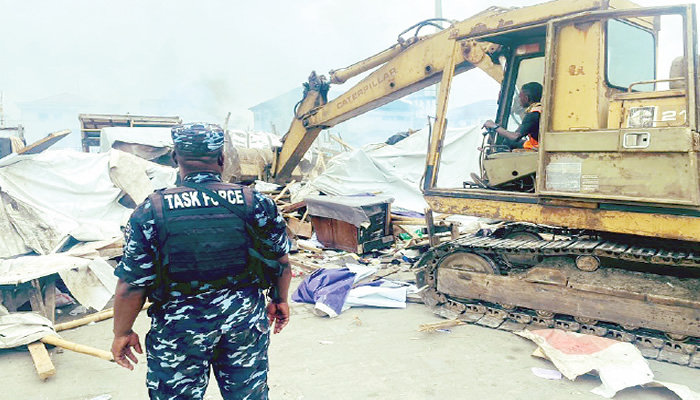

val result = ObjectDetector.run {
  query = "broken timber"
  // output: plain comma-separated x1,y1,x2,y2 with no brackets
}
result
27,342,56,380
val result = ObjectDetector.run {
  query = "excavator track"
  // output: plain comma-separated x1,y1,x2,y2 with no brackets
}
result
415,223,700,368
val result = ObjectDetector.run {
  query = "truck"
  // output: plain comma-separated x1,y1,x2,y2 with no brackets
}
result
271,0,700,366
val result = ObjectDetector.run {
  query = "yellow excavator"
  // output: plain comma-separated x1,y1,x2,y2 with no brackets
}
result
271,0,700,367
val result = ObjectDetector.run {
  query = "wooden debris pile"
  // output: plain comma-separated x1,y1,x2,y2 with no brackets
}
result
264,183,463,284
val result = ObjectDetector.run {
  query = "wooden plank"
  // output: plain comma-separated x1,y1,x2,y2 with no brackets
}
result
27,342,56,380
425,208,439,247
287,217,312,238
28,280,47,318
17,130,70,155
437,268,700,337
42,279,56,325
297,241,322,254
282,201,306,213
1,287,21,312
289,257,320,272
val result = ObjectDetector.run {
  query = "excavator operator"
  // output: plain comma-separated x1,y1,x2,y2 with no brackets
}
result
483,81,542,150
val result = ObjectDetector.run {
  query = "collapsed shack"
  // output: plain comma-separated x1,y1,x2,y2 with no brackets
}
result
0,145,177,379
78,114,182,153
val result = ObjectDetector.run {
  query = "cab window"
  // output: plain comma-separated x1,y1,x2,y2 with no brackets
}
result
506,56,545,130
606,19,655,92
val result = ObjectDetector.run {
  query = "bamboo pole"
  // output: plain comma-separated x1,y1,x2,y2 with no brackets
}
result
54,303,150,332
54,309,114,332
40,335,114,362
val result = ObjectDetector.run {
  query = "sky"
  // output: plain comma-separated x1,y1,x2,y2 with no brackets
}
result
0,0,694,148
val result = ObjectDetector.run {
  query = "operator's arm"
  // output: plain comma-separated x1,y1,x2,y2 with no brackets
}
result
483,120,523,141
111,201,158,369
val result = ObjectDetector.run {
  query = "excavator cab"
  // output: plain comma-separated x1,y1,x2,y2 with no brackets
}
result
467,47,545,191
427,3,700,226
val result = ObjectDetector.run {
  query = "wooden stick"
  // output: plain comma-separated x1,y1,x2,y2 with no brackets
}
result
43,280,56,325
289,258,320,272
419,319,465,332
28,279,47,318
329,134,354,151
300,209,310,223
40,335,114,362
425,208,439,247
27,342,56,380
273,180,296,202
297,241,322,254
54,303,151,332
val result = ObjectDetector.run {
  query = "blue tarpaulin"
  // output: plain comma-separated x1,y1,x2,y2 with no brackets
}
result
291,268,356,317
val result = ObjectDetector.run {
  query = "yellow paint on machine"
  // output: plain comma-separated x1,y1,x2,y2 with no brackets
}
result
425,195,700,242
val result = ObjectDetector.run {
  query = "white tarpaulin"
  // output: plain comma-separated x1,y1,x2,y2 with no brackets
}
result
108,150,177,205
0,254,117,312
228,129,282,149
0,312,56,349
0,149,175,259
301,125,483,213
58,257,119,311
99,127,173,152
0,150,130,243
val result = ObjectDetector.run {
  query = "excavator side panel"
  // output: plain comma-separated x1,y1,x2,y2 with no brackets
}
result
424,194,700,242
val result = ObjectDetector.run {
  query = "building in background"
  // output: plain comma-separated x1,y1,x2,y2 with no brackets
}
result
17,93,112,151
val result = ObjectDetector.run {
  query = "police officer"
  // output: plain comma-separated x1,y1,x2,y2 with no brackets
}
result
111,122,292,400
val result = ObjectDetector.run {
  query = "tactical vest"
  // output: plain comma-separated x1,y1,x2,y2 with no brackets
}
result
148,181,256,301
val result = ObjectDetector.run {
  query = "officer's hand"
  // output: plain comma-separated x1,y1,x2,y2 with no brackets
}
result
266,301,290,334
111,330,143,370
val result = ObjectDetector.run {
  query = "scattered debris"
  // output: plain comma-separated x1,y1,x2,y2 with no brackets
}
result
531,367,563,380
517,329,700,399
88,395,113,400
419,319,466,333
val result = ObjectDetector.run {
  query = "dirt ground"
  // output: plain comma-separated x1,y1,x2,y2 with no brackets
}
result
3,277,700,400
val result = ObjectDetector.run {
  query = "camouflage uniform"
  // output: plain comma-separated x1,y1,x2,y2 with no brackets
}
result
115,123,290,400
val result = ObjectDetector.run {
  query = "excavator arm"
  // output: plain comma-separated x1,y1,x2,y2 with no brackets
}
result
271,0,615,182
272,17,505,181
